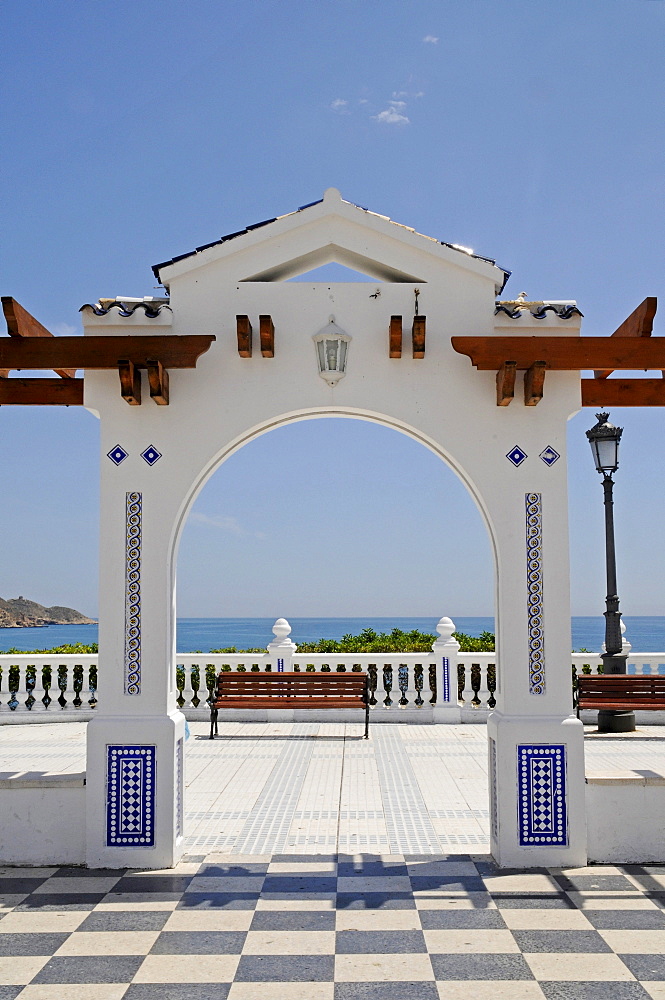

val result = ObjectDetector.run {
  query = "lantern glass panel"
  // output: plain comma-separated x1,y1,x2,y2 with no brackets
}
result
594,436,619,473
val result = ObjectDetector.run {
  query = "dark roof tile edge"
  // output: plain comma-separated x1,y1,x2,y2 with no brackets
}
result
495,303,583,320
79,302,172,318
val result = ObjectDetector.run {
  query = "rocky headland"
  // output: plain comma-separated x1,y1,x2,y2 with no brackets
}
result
0,596,96,628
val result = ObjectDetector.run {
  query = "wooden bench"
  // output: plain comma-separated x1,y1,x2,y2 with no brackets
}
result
209,670,370,739
577,674,665,715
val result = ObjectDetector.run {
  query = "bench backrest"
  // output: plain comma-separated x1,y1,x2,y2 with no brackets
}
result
577,675,665,699
214,670,367,702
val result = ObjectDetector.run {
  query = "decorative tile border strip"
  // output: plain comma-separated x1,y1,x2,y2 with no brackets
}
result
441,657,451,702
525,492,545,694
176,737,184,840
106,745,155,847
489,736,498,840
125,492,142,695
517,744,567,847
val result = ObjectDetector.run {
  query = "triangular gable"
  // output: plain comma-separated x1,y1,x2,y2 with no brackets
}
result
154,188,510,293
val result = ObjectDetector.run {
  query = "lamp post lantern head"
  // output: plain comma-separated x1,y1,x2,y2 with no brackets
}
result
586,411,623,476
313,317,351,386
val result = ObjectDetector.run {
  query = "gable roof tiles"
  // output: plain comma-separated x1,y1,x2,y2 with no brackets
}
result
152,194,510,291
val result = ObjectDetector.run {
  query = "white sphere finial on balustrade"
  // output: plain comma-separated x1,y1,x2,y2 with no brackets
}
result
272,618,292,641
436,617,456,642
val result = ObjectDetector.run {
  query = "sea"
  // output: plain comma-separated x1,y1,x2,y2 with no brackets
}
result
1,616,665,653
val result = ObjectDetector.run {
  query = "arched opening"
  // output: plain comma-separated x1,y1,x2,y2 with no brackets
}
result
173,411,497,854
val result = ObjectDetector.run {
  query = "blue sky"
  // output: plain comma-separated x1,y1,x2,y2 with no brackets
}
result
2,0,664,621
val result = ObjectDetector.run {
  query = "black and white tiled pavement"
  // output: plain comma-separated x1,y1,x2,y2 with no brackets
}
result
2,854,665,999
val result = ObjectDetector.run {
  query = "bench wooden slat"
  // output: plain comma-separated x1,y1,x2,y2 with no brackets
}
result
209,671,370,739
577,674,665,712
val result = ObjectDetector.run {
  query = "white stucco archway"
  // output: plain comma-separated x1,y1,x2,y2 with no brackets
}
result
82,189,587,869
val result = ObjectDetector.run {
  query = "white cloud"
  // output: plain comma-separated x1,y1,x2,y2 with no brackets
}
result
373,101,410,125
423,34,439,43
53,322,78,336
189,511,245,535
330,98,349,113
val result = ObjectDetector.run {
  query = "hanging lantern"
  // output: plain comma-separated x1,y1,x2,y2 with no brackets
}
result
312,317,351,386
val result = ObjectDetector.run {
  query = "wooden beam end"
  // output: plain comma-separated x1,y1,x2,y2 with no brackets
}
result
412,316,426,359
118,360,141,405
496,361,516,406
389,316,402,358
259,315,275,357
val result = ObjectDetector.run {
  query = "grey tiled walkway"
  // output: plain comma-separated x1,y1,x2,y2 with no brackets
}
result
2,720,665,855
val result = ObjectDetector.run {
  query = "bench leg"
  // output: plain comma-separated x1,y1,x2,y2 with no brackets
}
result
209,708,218,740
365,702,369,739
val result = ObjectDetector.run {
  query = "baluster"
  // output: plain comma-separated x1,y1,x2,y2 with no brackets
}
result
428,663,437,704
72,665,83,708
414,664,424,706
31,663,46,712
24,664,36,711
205,664,216,706
42,664,53,710
487,663,497,708
7,664,20,711
470,664,481,707
175,663,186,708
190,664,201,708
57,665,68,709
457,663,466,703
88,662,98,709
367,665,377,706
383,664,393,707
398,664,409,706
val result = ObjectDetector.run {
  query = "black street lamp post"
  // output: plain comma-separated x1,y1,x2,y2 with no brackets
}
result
585,412,634,733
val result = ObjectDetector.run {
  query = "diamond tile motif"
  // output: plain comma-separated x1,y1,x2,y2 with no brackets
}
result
106,745,155,847
141,445,162,466
506,445,527,467
540,446,560,467
517,745,567,847
107,444,128,465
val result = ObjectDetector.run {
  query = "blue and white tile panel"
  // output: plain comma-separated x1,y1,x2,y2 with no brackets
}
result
176,737,184,840
106,745,155,847
124,492,142,695
517,744,567,847
441,656,451,702
489,736,498,840
525,492,545,695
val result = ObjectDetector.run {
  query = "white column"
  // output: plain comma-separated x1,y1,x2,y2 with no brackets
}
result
86,466,185,869
488,484,586,868
431,617,462,723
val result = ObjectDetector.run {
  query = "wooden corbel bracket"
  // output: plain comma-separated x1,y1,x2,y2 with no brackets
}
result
147,360,169,405
524,361,547,406
389,316,402,358
118,360,141,405
496,362,516,406
412,316,426,359
259,315,275,357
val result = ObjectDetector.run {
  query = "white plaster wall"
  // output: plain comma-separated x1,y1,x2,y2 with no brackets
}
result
0,775,85,865
586,775,665,863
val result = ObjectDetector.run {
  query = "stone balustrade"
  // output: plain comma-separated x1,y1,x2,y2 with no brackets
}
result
2,646,665,722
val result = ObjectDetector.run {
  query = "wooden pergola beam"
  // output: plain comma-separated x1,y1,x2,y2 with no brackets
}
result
594,296,657,379
581,378,665,407
1,297,76,379
0,334,215,372
389,316,402,358
0,378,84,406
452,336,665,370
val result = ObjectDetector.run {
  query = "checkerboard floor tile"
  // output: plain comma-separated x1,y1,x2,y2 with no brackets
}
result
0,855,665,997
